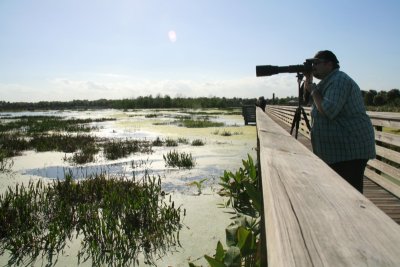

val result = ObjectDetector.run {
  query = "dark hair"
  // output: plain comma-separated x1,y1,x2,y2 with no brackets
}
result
314,50,340,69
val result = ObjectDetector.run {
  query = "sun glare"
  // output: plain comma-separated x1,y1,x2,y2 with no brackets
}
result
168,30,177,43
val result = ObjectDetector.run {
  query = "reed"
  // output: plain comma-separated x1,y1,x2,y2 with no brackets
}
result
191,139,205,146
163,150,196,169
0,172,184,266
0,116,115,134
103,139,152,160
178,118,224,128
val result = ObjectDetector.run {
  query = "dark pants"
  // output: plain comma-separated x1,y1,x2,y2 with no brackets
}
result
329,159,368,193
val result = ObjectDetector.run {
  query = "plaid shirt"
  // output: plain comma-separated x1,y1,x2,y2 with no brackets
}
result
311,69,376,164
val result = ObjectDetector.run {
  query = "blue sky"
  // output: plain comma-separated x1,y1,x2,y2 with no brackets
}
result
1,0,399,102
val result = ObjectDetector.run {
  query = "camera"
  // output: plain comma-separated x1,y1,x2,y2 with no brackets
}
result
256,59,313,77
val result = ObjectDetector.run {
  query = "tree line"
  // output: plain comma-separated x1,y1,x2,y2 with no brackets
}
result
265,89,400,110
0,96,257,111
1,89,398,111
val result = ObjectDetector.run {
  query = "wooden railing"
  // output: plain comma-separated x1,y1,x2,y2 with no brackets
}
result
256,107,400,266
266,105,400,198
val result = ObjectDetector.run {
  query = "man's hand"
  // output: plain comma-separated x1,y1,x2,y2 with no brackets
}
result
303,72,314,93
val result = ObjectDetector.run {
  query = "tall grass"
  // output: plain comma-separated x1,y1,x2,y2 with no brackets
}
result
178,118,224,128
0,172,184,266
163,150,195,169
103,139,152,160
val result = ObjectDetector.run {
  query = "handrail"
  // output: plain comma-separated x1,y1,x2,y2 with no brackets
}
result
266,105,400,198
256,107,400,266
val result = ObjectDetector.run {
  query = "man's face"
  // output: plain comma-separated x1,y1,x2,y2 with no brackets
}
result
312,59,333,80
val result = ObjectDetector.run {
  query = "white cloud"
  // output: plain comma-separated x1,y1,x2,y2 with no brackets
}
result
1,74,299,102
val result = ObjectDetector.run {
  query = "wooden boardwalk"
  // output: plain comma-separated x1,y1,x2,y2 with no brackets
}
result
268,112,400,224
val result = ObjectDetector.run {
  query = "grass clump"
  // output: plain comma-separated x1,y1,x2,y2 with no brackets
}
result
165,138,178,147
103,139,152,160
212,129,243,137
177,137,189,144
178,118,224,128
0,172,184,266
163,150,195,169
152,137,164,146
0,116,115,134
191,139,205,146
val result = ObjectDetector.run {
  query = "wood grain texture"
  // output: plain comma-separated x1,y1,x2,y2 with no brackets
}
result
257,108,400,266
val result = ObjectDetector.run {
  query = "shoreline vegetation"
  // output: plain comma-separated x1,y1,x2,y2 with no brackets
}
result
1,92,399,112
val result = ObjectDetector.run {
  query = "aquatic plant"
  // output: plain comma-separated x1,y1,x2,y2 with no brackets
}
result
212,129,243,137
0,149,14,172
145,113,159,118
103,139,152,160
30,133,97,153
189,155,262,267
0,116,115,134
191,139,205,146
163,150,195,169
177,137,189,144
165,138,178,147
152,137,164,146
219,155,261,217
0,133,29,157
178,118,224,128
187,178,208,195
67,143,100,165
0,172,184,266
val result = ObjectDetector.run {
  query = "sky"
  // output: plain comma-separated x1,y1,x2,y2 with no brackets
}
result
1,0,399,102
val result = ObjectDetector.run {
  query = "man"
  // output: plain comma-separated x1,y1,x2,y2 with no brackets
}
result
304,50,376,193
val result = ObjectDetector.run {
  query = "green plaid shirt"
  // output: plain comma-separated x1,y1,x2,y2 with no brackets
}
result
311,69,376,164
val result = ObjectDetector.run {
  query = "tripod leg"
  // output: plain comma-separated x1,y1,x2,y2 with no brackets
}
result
295,116,300,139
301,107,311,131
290,108,301,136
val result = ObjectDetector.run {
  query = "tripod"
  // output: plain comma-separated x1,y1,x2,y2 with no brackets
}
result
290,73,311,139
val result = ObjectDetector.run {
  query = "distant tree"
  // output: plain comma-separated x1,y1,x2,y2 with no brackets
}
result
364,90,377,106
387,88,400,103
373,94,385,106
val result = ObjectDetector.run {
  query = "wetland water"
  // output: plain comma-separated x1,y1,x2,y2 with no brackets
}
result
0,108,257,266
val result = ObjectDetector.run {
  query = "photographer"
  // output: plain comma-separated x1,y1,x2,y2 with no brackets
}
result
303,50,376,193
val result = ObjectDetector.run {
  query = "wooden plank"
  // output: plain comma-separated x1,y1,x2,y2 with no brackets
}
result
367,159,400,182
257,107,400,266
370,118,400,129
365,168,400,198
375,131,400,147
376,145,400,165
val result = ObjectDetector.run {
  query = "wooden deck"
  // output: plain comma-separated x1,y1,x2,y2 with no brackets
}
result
267,109,400,224
257,108,400,266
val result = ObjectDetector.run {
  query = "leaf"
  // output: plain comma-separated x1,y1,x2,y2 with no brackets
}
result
237,226,255,256
236,226,250,249
223,246,241,267
204,255,226,267
242,181,262,213
215,241,225,261
225,224,239,246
